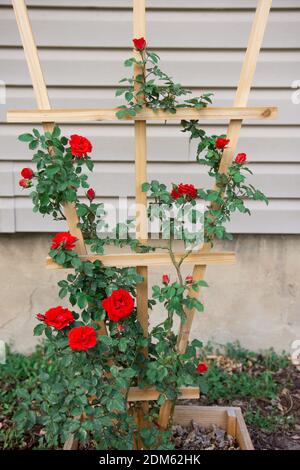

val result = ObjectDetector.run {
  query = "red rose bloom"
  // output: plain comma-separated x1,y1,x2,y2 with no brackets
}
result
19,178,30,188
51,232,77,251
197,362,208,373
162,274,170,285
235,152,247,165
69,134,92,158
86,188,95,201
186,275,193,284
102,289,134,322
171,183,197,200
117,324,125,332
42,306,74,330
133,37,146,50
68,326,97,351
215,137,230,149
21,167,34,179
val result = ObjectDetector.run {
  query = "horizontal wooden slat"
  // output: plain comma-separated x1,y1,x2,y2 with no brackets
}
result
7,106,277,123
1,124,300,163
128,386,199,402
46,252,236,269
1,8,299,49
2,87,298,126
1,49,298,88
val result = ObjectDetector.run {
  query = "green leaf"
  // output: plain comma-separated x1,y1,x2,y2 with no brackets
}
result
55,251,66,265
46,164,61,176
107,395,125,412
141,182,150,192
59,287,68,299
52,126,61,138
115,88,125,96
19,133,34,142
77,293,87,309
33,323,45,336
71,257,82,269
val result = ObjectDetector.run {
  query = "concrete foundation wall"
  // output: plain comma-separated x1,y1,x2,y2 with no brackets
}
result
0,234,299,354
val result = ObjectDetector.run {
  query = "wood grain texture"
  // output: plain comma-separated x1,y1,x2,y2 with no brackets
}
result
7,107,278,123
45,251,236,269
127,386,199,402
226,408,237,438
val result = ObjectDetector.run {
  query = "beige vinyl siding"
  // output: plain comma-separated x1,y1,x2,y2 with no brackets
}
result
0,0,299,233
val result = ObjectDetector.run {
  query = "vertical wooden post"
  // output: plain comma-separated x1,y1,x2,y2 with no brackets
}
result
158,0,273,429
133,0,149,446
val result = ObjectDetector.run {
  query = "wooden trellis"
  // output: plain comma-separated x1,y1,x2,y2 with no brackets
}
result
8,0,275,443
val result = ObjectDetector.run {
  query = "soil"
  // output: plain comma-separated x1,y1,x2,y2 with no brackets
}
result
197,361,300,450
172,420,239,450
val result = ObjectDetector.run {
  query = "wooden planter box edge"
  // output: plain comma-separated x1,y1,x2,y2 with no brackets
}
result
173,405,254,450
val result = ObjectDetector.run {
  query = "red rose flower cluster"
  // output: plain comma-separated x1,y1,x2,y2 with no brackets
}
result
19,167,34,189
37,306,74,330
171,183,198,201
69,134,93,158
51,232,77,251
133,37,146,50
36,306,97,351
102,289,134,322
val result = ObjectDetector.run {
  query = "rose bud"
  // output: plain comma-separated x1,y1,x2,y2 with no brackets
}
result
117,324,125,332
86,188,95,201
133,37,147,50
215,137,230,150
21,167,34,180
186,275,193,284
235,153,247,165
197,362,208,373
36,313,46,321
19,178,30,188
162,274,170,285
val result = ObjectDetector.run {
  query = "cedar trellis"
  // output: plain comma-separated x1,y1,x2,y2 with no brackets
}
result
8,0,276,447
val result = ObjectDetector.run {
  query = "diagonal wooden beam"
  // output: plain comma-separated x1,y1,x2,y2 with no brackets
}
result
12,0,107,338
46,251,236,270
7,106,277,123
158,0,274,430
219,0,274,174
11,0,87,256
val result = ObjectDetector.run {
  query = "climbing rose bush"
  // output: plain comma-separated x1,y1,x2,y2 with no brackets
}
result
14,39,268,451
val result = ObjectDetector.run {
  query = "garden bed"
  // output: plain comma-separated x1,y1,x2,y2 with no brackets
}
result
1,343,299,451
173,406,253,450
